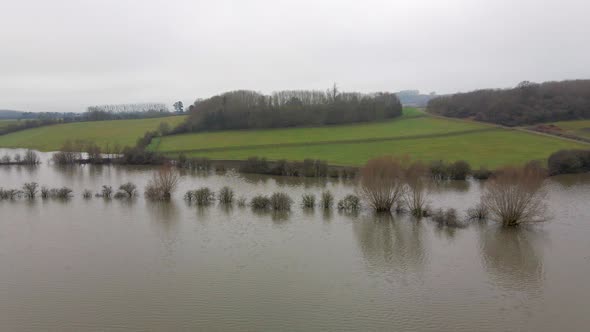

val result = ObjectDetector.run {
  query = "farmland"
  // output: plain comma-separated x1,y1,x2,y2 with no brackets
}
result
0,116,186,151
154,108,587,168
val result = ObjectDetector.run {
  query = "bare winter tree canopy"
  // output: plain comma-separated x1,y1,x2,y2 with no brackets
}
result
1,0,589,112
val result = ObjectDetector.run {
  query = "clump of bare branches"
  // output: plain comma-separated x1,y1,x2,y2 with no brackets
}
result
100,185,113,199
403,161,431,217
320,191,334,210
467,203,489,221
359,156,407,212
218,186,234,205
270,192,293,211
144,166,180,200
118,182,137,198
22,182,39,199
82,189,93,199
301,194,316,208
482,164,548,226
337,194,361,212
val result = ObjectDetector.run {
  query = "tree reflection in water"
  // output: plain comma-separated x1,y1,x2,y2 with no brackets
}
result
353,213,427,275
479,226,546,293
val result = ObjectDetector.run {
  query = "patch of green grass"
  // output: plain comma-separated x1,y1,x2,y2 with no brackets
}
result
154,108,491,153
549,120,590,139
0,116,186,151
165,129,587,168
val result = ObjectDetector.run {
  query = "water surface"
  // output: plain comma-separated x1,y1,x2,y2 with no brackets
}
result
0,148,589,331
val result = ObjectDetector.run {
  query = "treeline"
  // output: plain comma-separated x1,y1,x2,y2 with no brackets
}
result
427,80,590,126
175,87,402,133
84,103,178,121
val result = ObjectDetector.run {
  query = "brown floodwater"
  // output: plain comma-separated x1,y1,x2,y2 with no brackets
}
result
0,148,589,331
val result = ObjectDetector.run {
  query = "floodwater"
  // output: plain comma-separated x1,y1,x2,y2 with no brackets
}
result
0,148,589,331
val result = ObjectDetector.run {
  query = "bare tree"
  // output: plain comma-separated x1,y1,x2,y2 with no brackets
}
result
359,156,407,212
145,166,180,200
482,164,548,226
22,182,39,199
118,182,137,198
403,161,431,217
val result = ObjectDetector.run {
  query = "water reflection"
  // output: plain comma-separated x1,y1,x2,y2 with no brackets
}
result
479,226,546,293
353,213,427,274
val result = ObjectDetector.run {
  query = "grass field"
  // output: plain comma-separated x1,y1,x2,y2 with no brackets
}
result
0,116,186,151
548,120,590,140
152,108,587,168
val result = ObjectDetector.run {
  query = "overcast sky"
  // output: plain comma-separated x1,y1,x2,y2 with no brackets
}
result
1,0,589,112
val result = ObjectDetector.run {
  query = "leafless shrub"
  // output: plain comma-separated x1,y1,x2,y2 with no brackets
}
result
482,164,548,226
184,190,195,202
218,186,234,205
467,203,489,221
14,154,21,163
192,187,215,205
22,182,39,199
0,188,21,200
320,190,334,210
270,192,293,211
1,155,10,164
22,150,40,165
100,185,113,198
250,195,271,210
118,182,137,198
301,194,316,208
41,187,50,199
49,187,73,199
337,194,361,212
144,166,180,200
359,156,407,212
82,189,93,199
403,161,431,217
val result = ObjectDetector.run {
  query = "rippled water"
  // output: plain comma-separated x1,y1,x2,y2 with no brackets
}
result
0,148,589,331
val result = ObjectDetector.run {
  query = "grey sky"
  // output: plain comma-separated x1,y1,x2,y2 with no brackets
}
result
1,0,589,112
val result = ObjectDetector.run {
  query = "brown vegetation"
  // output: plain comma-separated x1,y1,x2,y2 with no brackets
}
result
359,156,407,212
482,164,548,226
145,166,180,200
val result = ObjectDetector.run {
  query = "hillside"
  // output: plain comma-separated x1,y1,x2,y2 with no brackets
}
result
153,108,587,168
0,116,186,151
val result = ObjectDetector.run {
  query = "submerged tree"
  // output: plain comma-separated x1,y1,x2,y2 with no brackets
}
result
145,165,180,200
360,156,407,212
482,164,548,226
403,161,431,217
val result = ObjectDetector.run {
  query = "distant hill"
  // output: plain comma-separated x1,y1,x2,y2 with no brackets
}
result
395,90,437,107
427,79,590,126
0,110,25,119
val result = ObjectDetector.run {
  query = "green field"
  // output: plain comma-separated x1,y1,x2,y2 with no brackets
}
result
152,108,587,168
549,120,590,140
0,116,186,151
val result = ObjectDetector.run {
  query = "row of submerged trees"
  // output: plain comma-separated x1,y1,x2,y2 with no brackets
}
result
2,157,549,227
0,150,40,165
359,156,548,227
175,87,403,133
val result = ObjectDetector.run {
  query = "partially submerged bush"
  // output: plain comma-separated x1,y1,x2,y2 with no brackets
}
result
118,182,137,198
467,202,488,221
359,156,406,212
144,166,180,200
193,187,215,205
472,167,493,180
0,188,21,200
250,195,271,210
41,187,50,199
49,187,73,199
22,150,40,165
482,164,548,226
82,189,93,199
22,182,39,199
101,185,113,198
270,192,293,211
320,190,334,210
114,191,128,199
301,193,316,208
218,186,234,205
448,160,471,180
337,194,361,212
403,161,431,217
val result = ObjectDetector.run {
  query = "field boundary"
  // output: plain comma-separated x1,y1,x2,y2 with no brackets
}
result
158,127,501,154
